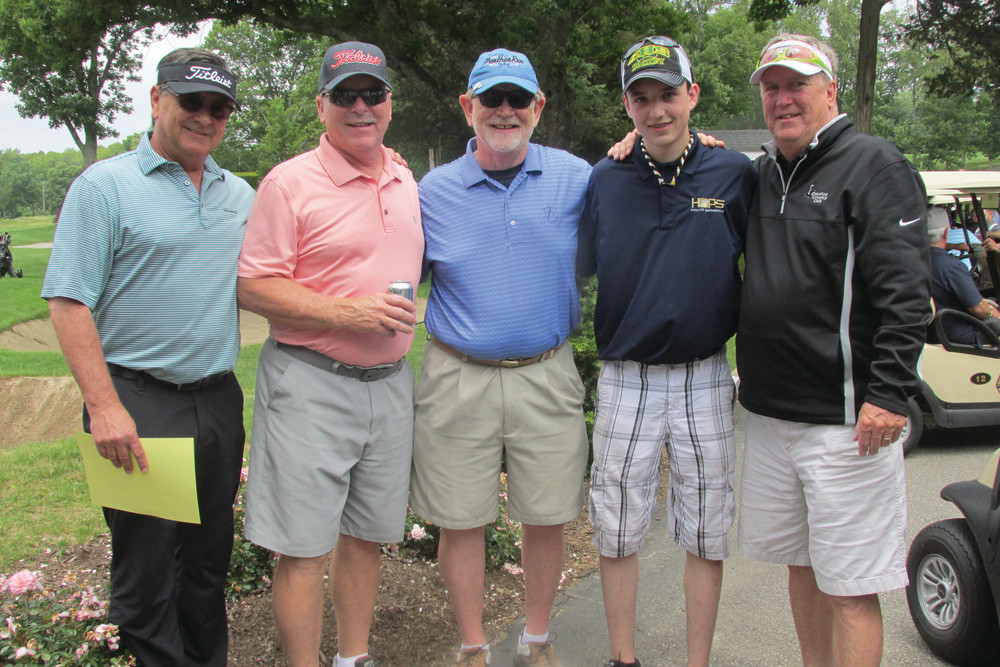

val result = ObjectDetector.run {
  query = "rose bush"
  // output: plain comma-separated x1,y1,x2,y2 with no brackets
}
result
0,570,133,666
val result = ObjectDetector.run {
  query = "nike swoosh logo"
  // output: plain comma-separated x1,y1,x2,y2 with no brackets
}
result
898,218,921,226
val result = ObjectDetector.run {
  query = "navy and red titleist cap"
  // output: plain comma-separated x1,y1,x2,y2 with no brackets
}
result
157,62,240,108
319,41,392,93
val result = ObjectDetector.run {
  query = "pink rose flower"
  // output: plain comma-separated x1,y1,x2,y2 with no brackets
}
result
15,646,36,659
408,524,427,541
4,570,43,597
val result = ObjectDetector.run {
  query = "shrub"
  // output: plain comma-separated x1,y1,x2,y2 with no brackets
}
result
570,276,600,442
390,473,523,570
0,569,134,666
225,465,277,601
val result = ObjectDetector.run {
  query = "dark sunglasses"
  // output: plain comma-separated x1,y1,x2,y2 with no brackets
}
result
325,88,390,108
164,88,236,120
475,88,535,109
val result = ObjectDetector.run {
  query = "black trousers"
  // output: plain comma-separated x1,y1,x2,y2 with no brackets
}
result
84,372,244,667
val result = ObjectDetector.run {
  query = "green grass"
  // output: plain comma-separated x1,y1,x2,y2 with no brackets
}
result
0,349,69,377
0,247,52,329
1,216,57,245
0,437,105,567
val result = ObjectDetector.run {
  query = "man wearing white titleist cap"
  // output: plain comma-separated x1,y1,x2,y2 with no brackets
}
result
737,33,930,665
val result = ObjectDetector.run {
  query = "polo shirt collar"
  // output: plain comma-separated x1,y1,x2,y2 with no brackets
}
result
460,138,542,189
137,131,225,178
316,132,402,187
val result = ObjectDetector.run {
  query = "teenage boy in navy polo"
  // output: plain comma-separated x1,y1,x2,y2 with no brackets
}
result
577,36,756,667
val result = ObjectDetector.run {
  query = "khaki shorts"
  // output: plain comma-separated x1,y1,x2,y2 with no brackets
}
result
410,342,588,529
738,411,909,596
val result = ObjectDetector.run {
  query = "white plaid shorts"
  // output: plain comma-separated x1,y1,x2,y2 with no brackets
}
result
589,349,736,559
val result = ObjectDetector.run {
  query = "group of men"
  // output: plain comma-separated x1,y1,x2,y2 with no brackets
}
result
43,29,929,667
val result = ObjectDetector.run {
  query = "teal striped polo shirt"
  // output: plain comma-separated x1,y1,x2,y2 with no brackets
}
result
42,133,256,384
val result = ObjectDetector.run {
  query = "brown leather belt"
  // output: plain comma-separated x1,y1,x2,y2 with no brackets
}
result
431,338,559,368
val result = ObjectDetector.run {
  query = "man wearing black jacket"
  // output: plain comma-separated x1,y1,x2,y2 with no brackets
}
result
736,34,930,666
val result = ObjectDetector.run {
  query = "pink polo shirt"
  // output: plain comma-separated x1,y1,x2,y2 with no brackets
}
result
238,134,423,366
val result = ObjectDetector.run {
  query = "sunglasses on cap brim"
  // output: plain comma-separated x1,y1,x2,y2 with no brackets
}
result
757,42,833,77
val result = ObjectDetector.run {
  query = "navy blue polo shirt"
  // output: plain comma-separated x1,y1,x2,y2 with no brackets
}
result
930,245,982,345
577,133,757,365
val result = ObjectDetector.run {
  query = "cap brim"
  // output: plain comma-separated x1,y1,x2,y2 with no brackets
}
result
749,60,826,84
624,71,687,91
166,80,240,109
320,72,392,93
470,75,539,95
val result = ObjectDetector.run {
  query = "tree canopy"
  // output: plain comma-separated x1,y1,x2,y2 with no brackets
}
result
0,1,197,167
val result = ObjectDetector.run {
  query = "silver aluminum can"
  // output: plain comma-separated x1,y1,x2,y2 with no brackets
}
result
387,280,413,302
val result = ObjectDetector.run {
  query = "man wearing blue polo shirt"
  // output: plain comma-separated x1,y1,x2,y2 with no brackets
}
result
410,48,591,667
42,49,254,666
578,36,755,667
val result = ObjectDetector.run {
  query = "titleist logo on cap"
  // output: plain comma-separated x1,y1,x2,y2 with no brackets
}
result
329,49,383,69
184,65,233,88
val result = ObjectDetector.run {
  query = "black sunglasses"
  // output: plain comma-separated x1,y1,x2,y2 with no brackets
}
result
164,88,236,120
325,88,390,108
475,88,535,109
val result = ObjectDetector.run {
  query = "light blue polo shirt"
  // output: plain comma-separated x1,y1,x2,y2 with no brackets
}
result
42,133,255,383
419,139,591,359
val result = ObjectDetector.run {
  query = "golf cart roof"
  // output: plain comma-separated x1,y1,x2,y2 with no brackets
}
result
923,171,1000,206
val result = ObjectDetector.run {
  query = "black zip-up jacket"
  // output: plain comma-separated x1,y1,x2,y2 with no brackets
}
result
737,115,931,424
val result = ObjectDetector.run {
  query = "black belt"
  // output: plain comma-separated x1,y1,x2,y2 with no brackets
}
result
275,341,404,382
107,363,231,391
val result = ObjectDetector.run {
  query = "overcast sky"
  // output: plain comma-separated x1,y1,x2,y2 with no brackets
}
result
0,23,212,155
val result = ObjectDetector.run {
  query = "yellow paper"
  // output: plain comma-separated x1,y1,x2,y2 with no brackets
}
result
75,431,201,524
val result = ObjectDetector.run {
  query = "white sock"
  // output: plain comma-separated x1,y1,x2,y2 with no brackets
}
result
336,653,367,667
461,643,490,652
520,630,549,645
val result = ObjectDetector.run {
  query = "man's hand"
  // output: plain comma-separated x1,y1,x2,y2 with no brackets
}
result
608,129,639,161
853,402,906,456
607,129,726,161
387,147,408,168
342,292,417,336
88,400,148,474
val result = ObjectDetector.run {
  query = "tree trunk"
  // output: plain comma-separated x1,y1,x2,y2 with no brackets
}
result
854,0,888,134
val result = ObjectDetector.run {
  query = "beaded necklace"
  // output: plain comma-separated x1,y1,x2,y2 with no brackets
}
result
640,133,694,187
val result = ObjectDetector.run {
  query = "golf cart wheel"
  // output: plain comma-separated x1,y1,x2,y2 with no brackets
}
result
900,397,924,457
906,519,1000,665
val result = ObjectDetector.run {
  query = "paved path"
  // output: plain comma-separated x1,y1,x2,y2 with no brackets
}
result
490,406,997,666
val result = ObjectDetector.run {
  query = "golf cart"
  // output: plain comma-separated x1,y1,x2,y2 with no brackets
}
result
900,171,1000,456
905,447,1000,665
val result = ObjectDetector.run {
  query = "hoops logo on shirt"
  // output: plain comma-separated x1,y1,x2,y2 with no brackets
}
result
690,197,726,213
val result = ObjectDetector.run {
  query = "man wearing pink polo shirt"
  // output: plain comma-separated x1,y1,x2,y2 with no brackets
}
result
237,41,423,667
